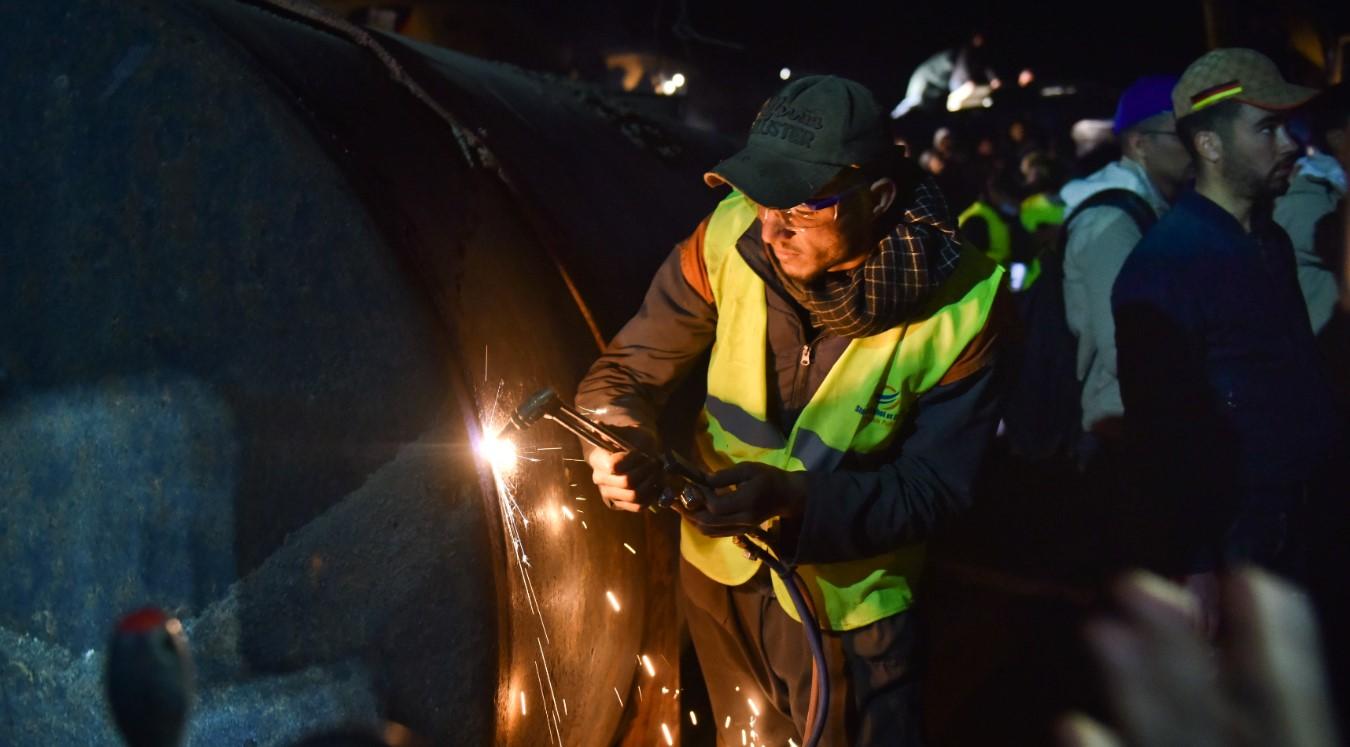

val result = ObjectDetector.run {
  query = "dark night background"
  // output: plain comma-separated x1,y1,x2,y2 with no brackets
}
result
325,0,1350,134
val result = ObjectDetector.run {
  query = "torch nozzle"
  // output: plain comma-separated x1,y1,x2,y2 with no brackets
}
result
509,388,563,431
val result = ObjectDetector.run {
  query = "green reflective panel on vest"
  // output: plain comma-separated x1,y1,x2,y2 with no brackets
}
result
1019,192,1065,233
682,190,1004,630
958,200,1012,266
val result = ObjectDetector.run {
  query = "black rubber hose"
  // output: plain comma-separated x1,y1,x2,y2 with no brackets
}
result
742,532,829,747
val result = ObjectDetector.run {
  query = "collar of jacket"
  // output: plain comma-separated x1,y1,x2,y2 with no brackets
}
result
1176,188,1283,249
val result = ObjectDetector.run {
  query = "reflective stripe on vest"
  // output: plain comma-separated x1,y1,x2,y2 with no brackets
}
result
681,190,1004,631
958,201,1012,266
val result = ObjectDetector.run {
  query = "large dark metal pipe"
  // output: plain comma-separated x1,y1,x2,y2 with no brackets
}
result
0,1,727,744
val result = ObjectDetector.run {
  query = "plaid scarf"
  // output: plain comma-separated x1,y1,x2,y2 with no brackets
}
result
777,176,963,339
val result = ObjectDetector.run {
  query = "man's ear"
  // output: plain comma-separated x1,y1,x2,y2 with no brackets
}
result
1195,129,1223,165
870,177,898,216
1123,130,1147,162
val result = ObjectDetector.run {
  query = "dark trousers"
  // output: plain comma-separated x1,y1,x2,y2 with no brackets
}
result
681,558,924,746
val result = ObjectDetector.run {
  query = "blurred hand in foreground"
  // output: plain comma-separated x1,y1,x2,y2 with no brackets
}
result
1058,569,1339,747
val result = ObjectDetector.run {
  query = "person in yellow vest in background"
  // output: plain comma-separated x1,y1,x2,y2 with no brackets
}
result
959,165,1019,265
959,164,1033,286
576,76,1009,746
1017,150,1068,289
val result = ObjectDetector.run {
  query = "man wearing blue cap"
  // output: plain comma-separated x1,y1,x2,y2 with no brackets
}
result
1059,75,1192,454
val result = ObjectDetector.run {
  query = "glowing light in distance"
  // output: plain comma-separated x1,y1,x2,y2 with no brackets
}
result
779,67,791,80
690,711,698,726
659,79,678,95
642,654,656,677
477,433,519,474
606,590,621,612
661,723,674,745
672,72,686,87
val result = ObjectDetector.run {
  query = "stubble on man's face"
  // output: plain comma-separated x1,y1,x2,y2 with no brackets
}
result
1220,105,1300,200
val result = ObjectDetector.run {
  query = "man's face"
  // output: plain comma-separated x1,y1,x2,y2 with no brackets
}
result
758,183,875,284
1218,104,1300,199
1136,113,1193,199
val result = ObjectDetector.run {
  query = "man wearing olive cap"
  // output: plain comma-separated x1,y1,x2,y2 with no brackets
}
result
576,75,1008,744
1113,49,1344,634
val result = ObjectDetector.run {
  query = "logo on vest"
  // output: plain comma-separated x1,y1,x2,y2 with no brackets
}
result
854,386,902,422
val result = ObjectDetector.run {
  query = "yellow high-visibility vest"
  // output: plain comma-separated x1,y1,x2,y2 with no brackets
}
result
958,200,1012,266
682,190,1003,631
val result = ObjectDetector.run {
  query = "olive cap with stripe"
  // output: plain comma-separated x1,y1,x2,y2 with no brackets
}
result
704,75,894,209
1172,48,1318,119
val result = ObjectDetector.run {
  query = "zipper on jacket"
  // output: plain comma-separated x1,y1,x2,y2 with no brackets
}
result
800,344,813,367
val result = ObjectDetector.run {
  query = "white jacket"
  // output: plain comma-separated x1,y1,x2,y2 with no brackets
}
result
1058,158,1168,432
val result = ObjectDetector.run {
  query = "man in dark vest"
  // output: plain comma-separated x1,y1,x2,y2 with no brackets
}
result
575,76,1007,745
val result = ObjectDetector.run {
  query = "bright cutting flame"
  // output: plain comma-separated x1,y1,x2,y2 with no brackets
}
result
477,432,519,475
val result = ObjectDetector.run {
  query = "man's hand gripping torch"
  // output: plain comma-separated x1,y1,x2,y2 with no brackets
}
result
496,387,712,513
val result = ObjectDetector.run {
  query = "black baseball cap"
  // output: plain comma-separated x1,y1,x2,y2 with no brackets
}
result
704,75,894,208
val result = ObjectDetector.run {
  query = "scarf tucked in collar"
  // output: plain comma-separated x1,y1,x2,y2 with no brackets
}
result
774,176,963,339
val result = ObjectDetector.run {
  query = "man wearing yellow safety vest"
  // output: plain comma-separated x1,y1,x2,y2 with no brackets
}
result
958,164,1025,268
576,76,1008,746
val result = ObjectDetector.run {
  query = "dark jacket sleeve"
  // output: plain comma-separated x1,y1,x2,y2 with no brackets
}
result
574,236,717,440
788,353,1006,565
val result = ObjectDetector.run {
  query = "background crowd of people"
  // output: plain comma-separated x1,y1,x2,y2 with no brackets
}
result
893,45,1348,747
